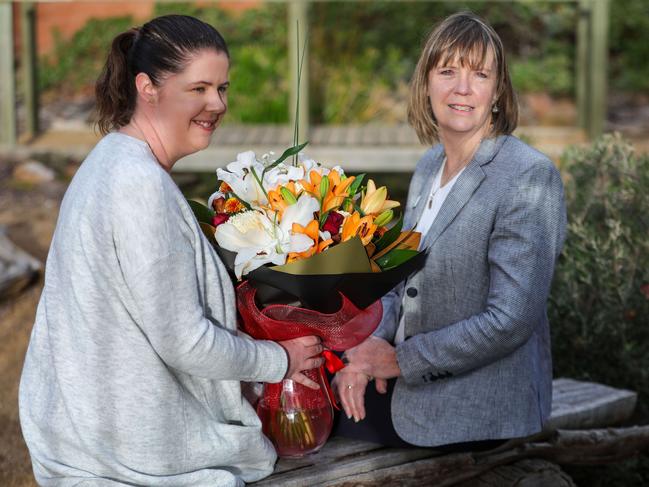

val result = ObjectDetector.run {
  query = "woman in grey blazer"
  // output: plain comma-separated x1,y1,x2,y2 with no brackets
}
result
333,11,567,449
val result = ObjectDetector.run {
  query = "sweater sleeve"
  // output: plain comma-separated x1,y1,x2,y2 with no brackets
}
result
123,251,288,383
109,156,287,383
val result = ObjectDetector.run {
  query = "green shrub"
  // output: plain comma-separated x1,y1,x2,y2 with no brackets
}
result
550,134,649,419
38,4,289,123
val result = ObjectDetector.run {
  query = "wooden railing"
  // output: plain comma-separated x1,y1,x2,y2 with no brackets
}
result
0,0,610,147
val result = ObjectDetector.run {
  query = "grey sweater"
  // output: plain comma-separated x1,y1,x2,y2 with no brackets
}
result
19,133,287,486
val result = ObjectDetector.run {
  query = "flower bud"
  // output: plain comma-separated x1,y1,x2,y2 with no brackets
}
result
373,209,394,227
280,186,297,205
319,176,330,200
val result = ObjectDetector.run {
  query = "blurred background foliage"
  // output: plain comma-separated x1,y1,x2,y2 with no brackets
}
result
38,0,649,124
549,134,649,486
551,134,649,418
33,2,649,483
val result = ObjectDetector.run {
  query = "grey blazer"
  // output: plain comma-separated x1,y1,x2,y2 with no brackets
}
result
375,135,567,447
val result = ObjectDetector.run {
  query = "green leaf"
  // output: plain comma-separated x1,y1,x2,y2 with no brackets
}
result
374,248,419,271
187,199,215,225
319,210,330,228
374,213,403,253
262,141,309,179
348,173,365,196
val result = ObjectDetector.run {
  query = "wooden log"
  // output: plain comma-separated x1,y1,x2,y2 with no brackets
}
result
263,426,649,486
0,226,41,299
255,377,643,486
454,459,576,487
328,459,576,487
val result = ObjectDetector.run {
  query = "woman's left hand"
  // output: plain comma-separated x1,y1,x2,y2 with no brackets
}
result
332,369,370,422
344,336,401,380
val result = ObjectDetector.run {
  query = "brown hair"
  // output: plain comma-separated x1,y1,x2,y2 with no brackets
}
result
95,15,229,135
407,11,518,145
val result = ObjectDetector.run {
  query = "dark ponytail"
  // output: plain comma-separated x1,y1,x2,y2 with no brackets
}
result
95,15,229,135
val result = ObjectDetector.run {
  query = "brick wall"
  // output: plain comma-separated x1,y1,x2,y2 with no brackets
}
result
36,2,154,56
13,1,259,56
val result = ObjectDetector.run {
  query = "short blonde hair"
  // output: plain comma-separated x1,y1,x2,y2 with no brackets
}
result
408,12,518,145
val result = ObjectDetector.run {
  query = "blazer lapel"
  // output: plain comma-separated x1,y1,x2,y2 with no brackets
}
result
405,147,445,230
422,136,508,249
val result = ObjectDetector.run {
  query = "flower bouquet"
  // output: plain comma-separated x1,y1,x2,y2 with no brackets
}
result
189,144,426,457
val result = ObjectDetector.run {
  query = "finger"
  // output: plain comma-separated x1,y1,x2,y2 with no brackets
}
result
307,343,323,356
305,357,325,370
301,335,321,346
341,385,356,420
340,393,353,420
291,372,320,390
375,378,388,394
357,393,366,420
347,384,364,422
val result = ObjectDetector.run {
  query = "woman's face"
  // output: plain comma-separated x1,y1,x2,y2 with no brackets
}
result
152,49,230,162
427,48,498,141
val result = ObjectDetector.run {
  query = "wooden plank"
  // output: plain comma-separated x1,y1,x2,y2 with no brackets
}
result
20,2,38,140
0,2,16,147
256,444,439,486
272,436,382,475
176,145,427,173
576,0,590,132
588,0,609,139
545,378,636,431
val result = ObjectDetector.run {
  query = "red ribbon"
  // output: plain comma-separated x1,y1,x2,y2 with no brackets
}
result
320,350,346,410
322,350,345,374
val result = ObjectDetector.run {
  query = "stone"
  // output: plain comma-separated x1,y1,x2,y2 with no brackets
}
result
12,160,56,185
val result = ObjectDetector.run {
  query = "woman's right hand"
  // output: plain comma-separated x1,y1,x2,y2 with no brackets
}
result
278,336,324,390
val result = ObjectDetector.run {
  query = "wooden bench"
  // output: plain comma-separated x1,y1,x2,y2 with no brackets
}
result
254,378,646,486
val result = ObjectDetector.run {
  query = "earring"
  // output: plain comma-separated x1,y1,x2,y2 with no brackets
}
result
492,104,499,113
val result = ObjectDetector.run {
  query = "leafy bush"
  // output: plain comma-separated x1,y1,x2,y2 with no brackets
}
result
550,134,649,419
37,1,649,124
39,16,135,94
38,3,289,123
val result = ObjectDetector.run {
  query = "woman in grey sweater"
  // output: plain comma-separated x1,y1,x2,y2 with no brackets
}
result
19,15,322,486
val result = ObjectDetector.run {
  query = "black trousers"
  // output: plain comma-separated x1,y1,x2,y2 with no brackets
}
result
331,377,507,452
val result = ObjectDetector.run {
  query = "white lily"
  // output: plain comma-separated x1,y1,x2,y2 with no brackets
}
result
216,151,268,207
300,155,346,179
214,194,320,278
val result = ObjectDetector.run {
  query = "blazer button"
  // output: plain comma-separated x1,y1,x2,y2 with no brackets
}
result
406,287,418,298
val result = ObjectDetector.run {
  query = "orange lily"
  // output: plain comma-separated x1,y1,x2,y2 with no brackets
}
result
299,170,322,197
322,171,356,213
341,211,377,246
266,182,298,218
287,219,334,262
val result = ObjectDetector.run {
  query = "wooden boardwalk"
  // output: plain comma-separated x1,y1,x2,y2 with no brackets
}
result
254,378,638,486
9,124,587,173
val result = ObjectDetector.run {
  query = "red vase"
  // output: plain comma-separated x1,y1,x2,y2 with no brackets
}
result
256,368,333,458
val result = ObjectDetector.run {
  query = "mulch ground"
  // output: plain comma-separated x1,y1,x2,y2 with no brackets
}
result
0,155,70,486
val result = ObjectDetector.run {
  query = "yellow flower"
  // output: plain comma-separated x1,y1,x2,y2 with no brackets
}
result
360,179,400,216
